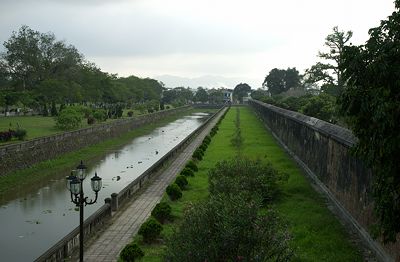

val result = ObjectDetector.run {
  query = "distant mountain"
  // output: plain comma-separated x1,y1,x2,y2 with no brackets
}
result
154,75,260,89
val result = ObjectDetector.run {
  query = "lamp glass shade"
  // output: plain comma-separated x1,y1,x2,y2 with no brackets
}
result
66,172,76,191
76,160,87,180
91,172,102,192
70,178,81,195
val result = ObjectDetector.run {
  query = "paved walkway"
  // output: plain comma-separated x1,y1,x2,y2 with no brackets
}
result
83,108,226,261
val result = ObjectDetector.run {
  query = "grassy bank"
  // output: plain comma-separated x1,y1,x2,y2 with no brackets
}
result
0,108,215,199
131,106,362,261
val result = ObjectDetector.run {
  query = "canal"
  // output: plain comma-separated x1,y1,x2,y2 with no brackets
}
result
0,111,211,261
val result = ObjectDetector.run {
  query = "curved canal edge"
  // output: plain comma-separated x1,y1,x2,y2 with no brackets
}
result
35,106,228,262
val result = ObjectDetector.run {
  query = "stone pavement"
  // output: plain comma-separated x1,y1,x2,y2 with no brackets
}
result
83,108,226,262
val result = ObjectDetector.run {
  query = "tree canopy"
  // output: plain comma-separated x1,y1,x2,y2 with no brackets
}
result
263,68,301,95
233,83,251,103
339,1,400,243
305,26,353,96
0,25,164,112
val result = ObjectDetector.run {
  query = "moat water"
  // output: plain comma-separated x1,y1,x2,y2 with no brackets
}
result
0,112,210,261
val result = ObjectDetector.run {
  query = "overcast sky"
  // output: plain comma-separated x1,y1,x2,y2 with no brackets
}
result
0,0,395,88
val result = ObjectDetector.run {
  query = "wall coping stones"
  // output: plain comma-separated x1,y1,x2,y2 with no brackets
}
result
251,99,357,147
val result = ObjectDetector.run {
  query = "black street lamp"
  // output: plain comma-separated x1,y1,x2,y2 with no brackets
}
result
66,160,102,262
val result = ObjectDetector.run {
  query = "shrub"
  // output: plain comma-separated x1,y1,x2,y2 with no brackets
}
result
165,194,293,261
199,143,207,152
175,175,188,190
120,243,144,262
166,183,182,200
93,109,107,122
55,107,83,130
50,101,58,116
127,111,134,117
87,116,96,125
192,149,203,160
138,217,163,243
152,202,172,223
14,129,27,140
203,135,211,145
180,167,194,177
185,160,198,172
166,105,170,110
0,131,13,142
148,108,154,114
208,157,287,205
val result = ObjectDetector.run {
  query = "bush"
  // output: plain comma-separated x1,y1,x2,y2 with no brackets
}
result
120,243,144,262
185,160,198,172
127,111,134,117
175,175,188,190
93,109,107,122
180,167,194,177
87,116,96,125
151,202,172,223
166,183,182,201
192,149,203,161
203,135,211,145
138,217,163,243
14,129,27,140
165,194,293,261
0,130,13,142
50,101,58,116
209,157,287,205
55,107,83,130
199,143,207,152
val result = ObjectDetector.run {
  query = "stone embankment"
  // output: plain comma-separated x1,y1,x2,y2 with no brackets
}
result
0,106,190,176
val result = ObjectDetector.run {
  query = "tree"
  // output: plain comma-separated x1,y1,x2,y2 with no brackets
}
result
305,26,353,96
263,68,301,95
194,87,208,103
339,1,400,243
233,83,251,103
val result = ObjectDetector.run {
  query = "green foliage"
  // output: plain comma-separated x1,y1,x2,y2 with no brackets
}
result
180,167,194,177
164,192,293,261
13,128,27,140
263,67,301,95
138,218,163,243
93,109,107,122
209,157,287,205
127,111,134,117
339,2,400,242
300,93,337,123
233,83,252,103
151,202,172,224
55,107,83,130
87,116,95,125
202,135,211,145
185,160,198,172
305,26,353,96
120,243,144,262
166,183,182,201
50,101,58,116
175,175,188,190
192,149,203,161
194,87,208,103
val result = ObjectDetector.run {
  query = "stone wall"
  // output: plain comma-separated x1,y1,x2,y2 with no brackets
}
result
250,99,398,262
0,106,190,176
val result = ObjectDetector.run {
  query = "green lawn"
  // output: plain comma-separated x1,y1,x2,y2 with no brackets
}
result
0,116,60,140
130,106,362,261
240,106,362,261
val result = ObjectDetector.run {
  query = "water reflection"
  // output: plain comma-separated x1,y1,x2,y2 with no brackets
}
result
0,112,209,261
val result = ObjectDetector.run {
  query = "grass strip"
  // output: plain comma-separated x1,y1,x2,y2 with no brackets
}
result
240,106,362,261
0,108,214,199
131,106,362,262
128,107,237,261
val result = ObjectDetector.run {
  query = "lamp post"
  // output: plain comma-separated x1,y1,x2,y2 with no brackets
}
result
66,160,102,262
